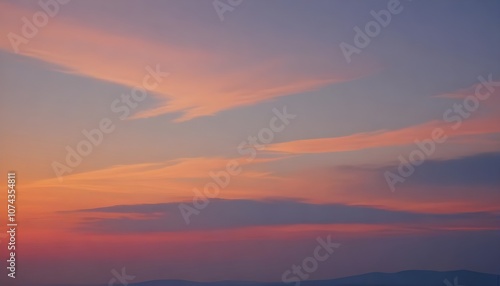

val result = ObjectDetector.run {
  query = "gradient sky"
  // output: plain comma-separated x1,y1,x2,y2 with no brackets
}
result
0,0,499,285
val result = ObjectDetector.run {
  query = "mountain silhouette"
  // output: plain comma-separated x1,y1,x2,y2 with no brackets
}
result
127,270,498,286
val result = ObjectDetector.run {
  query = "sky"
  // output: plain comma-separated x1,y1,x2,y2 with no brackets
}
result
0,0,499,285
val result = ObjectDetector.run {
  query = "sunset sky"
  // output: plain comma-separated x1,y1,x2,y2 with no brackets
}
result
0,0,499,285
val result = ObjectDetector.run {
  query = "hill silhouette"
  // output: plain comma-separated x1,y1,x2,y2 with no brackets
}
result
127,270,499,286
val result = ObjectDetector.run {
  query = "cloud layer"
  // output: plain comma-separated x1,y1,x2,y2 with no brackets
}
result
74,199,499,233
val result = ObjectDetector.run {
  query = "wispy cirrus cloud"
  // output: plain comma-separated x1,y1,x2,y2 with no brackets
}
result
0,1,367,122
23,156,282,214
265,80,500,155
264,117,500,155
31,156,276,191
